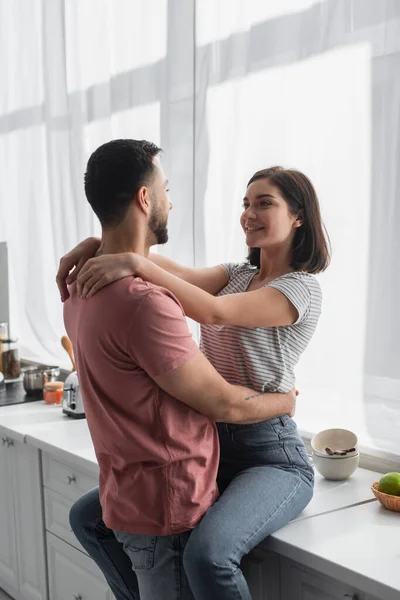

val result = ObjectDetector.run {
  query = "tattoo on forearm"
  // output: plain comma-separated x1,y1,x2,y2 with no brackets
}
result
244,392,264,401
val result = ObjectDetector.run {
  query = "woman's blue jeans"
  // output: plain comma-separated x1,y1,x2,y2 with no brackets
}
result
69,415,314,600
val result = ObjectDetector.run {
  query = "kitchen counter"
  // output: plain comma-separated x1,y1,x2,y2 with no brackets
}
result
0,399,381,517
267,500,400,600
0,400,398,599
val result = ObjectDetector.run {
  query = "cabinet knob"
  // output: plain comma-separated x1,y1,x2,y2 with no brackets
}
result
73,595,82,600
67,475,76,485
6,438,14,447
1,437,7,445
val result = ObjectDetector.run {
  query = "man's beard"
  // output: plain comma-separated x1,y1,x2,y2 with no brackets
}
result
149,205,169,245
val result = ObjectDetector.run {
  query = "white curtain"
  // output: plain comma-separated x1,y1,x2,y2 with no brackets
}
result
0,0,399,454
0,0,196,365
194,0,400,455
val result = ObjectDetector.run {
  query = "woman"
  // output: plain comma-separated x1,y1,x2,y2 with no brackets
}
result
59,166,330,600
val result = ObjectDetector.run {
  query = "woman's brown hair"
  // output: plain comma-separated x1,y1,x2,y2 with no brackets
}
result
246,166,331,274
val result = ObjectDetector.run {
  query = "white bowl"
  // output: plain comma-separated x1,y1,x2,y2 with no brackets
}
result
311,428,358,459
312,452,359,480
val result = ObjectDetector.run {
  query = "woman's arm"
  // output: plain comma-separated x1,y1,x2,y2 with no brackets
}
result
78,255,298,328
135,259,298,327
56,237,101,301
148,253,228,295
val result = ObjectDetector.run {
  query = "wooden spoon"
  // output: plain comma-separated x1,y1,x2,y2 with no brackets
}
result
61,335,76,372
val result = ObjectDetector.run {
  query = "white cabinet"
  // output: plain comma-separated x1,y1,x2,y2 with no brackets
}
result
0,434,18,590
280,557,365,600
47,532,113,600
42,451,99,556
44,488,82,552
0,433,47,600
42,453,98,503
242,548,280,600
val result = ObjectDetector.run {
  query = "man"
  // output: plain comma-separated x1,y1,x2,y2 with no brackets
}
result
61,139,295,600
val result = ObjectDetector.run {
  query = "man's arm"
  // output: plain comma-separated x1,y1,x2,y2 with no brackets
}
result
129,286,295,425
154,349,295,424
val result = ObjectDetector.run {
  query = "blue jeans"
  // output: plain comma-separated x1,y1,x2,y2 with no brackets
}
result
69,415,314,600
113,530,194,600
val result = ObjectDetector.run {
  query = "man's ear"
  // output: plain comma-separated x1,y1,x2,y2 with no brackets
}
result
136,186,151,215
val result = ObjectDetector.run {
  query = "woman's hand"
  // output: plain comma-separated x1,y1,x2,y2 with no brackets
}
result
77,253,142,299
56,237,101,301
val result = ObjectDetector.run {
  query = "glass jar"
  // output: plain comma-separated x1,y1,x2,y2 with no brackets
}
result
0,322,8,340
43,381,64,405
0,323,8,373
1,339,21,380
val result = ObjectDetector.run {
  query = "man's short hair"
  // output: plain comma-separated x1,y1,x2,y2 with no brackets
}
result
84,139,162,227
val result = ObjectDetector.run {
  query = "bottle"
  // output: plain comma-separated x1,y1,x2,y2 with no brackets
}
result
1,339,21,380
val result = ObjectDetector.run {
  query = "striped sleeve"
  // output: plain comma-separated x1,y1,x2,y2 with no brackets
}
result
267,273,313,324
221,262,241,282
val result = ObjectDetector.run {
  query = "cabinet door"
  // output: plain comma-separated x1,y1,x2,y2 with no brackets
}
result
0,436,18,590
47,532,114,600
242,549,280,600
280,557,364,600
12,440,47,600
44,488,84,552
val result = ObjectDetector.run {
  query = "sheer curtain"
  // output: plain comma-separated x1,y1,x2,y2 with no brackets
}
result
0,0,195,366
0,0,399,455
194,0,400,455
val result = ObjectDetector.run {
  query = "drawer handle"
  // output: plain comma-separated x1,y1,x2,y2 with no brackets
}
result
67,475,76,485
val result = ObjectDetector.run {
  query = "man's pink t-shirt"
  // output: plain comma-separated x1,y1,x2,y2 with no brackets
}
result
64,277,219,535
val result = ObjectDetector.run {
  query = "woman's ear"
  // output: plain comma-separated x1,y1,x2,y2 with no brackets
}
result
294,209,304,228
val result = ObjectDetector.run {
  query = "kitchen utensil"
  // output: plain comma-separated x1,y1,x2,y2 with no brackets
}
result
22,365,60,395
62,371,85,418
371,481,400,513
312,452,359,480
325,446,356,456
311,428,358,459
61,335,76,371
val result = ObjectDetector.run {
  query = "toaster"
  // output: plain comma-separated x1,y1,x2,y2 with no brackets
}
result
62,371,85,419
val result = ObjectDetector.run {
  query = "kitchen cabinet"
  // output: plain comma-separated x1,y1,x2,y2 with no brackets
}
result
0,433,47,600
280,556,365,600
242,548,280,600
47,532,113,600
0,434,18,591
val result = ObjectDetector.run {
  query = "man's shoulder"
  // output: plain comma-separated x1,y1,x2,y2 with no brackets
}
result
123,279,185,319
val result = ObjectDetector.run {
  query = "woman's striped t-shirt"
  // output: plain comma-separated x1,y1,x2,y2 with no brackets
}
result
200,263,322,393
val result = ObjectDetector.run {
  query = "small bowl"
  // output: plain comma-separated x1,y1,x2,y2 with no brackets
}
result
312,452,359,480
311,428,358,459
371,482,400,513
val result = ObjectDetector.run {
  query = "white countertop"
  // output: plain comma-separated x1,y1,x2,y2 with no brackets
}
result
0,400,397,598
268,500,400,600
0,400,380,515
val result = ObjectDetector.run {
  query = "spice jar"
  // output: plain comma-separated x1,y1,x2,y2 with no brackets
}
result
1,339,21,379
43,381,64,405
